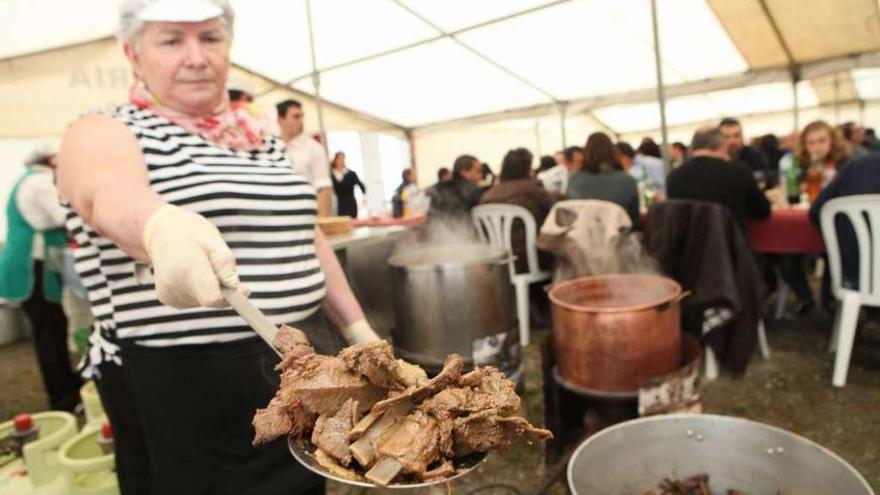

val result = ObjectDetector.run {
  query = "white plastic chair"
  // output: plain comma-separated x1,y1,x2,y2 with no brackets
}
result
820,194,880,387
472,204,552,347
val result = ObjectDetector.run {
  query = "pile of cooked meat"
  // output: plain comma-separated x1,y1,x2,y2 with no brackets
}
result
642,474,769,495
252,325,552,486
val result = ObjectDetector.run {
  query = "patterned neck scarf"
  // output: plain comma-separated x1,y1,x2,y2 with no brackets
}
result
129,81,266,150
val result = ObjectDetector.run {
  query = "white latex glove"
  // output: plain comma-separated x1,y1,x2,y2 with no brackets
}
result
341,319,380,345
143,204,246,309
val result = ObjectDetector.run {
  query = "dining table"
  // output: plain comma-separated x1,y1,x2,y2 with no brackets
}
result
745,206,826,255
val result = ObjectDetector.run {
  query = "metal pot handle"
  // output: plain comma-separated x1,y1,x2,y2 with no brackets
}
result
656,290,692,312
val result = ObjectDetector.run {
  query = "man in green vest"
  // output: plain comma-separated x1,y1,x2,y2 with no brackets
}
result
0,148,81,412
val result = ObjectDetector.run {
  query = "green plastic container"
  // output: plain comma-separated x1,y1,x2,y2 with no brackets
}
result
0,411,77,495
59,424,118,495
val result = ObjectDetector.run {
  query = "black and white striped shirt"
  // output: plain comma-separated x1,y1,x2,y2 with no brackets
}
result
66,105,326,376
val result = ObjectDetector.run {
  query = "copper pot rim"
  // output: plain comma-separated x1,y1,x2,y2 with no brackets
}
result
548,273,683,314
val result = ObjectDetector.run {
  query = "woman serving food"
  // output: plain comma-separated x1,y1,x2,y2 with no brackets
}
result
57,1,378,493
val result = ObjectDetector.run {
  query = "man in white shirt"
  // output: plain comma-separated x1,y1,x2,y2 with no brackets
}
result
276,99,332,217
538,146,582,195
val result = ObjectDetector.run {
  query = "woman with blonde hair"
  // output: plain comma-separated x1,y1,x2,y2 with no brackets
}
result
57,1,378,493
798,120,849,202
770,121,850,316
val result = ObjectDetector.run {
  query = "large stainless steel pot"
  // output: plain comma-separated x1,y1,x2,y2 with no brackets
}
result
568,414,874,495
388,244,518,375
549,274,684,394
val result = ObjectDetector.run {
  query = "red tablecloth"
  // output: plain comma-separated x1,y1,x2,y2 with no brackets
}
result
351,214,426,228
642,207,825,254
746,208,826,254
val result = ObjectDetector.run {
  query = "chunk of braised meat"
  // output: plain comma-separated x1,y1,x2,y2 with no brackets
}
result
452,409,553,457
311,399,359,465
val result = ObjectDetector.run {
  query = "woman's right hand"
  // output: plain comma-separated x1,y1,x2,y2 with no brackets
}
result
144,204,246,308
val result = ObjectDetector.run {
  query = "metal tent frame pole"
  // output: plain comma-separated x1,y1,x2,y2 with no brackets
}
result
534,118,542,158
650,0,670,172
559,103,568,149
305,0,328,152
833,73,841,124
791,67,800,132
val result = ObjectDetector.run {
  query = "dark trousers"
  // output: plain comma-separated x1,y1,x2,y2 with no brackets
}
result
95,338,324,495
21,261,81,412
765,254,815,306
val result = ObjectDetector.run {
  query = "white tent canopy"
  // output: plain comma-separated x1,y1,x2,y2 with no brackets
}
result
6,0,880,128
4,0,880,179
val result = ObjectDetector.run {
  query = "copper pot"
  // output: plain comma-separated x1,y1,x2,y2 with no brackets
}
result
549,274,685,393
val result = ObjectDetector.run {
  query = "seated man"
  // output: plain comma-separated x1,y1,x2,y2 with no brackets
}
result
666,126,770,224
480,148,561,273
810,154,880,308
720,117,772,187
537,146,581,195
634,138,667,196
427,154,485,219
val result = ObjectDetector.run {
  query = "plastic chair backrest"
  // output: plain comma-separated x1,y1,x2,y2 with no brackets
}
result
472,204,540,278
819,194,880,304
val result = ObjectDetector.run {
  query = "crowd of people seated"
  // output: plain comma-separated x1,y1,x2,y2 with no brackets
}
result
420,116,880,339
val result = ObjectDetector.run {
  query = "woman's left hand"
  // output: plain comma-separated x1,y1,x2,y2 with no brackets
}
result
342,319,381,345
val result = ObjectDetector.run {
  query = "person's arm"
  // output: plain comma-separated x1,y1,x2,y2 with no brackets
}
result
810,171,844,226
535,189,561,228
57,114,244,308
314,228,379,343
354,172,366,194
665,168,679,199
316,189,332,217
311,144,333,217
626,179,641,230
467,183,484,209
57,114,164,260
749,147,770,174
653,160,666,196
742,167,771,220
537,186,561,213
565,173,580,199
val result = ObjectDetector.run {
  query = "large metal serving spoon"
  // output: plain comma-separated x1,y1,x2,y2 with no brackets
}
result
289,439,487,489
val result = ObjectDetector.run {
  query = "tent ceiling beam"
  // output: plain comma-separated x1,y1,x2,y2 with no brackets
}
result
232,64,409,132
582,110,618,139
620,97,874,137
254,0,574,98
756,0,795,67
650,0,671,171
414,49,880,133
389,0,559,103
